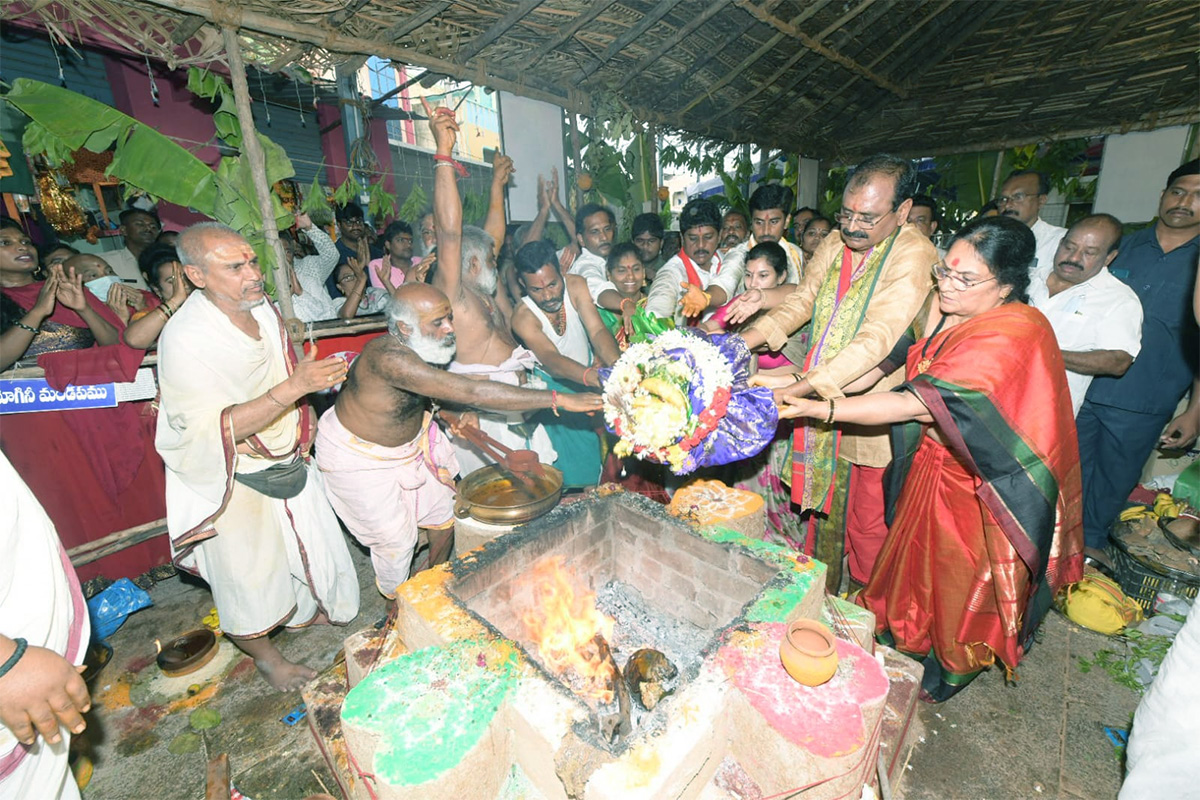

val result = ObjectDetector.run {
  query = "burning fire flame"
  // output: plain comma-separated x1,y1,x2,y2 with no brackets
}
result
519,556,616,705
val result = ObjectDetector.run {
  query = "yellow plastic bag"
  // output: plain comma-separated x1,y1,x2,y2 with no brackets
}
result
1059,573,1144,636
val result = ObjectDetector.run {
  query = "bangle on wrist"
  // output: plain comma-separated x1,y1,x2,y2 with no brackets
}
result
792,373,803,385
266,387,288,408
432,153,469,178
550,390,560,417
582,366,596,388
825,398,836,425
14,320,39,335
0,638,28,679
620,297,636,311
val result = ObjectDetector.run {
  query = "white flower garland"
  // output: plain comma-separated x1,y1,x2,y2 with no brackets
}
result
603,330,735,460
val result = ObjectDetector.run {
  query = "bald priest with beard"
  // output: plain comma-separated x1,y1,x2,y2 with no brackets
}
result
315,283,602,600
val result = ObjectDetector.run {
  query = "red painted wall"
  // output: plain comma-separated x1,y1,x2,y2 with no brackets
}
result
102,53,218,232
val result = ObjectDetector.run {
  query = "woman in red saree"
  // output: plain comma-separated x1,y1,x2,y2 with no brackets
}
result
778,216,1083,701
0,222,121,370
2,221,168,582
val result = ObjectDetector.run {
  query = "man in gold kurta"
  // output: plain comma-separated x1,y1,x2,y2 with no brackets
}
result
736,154,937,589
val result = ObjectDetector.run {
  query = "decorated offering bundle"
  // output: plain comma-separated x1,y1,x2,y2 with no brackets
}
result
601,329,778,474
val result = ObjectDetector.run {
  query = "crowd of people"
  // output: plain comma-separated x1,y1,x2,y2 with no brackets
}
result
2,98,1198,797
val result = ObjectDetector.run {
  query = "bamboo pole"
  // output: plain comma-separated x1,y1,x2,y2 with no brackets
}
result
220,27,296,326
570,111,584,211
990,150,1006,203
68,518,168,567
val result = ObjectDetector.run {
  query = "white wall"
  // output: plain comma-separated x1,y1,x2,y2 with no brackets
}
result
1093,125,1192,224
498,92,567,222
797,157,821,210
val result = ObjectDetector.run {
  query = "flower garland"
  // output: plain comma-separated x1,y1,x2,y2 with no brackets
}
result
603,329,735,473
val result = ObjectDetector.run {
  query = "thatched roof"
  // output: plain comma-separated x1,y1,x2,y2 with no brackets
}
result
5,0,1199,159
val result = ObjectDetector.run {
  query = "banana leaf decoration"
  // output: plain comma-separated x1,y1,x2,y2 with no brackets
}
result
4,72,295,296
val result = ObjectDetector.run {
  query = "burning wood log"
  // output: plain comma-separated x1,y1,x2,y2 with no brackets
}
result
624,648,678,711
590,632,631,745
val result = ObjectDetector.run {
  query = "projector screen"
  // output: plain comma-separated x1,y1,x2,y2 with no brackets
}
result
498,91,568,223
1093,126,1191,224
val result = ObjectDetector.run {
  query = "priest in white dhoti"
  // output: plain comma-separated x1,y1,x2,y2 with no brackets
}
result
156,223,359,691
0,454,90,800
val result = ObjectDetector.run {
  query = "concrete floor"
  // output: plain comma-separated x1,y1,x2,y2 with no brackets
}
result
76,533,1141,800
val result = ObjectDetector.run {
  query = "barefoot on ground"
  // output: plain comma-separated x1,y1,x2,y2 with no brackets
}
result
228,634,317,691
255,654,318,692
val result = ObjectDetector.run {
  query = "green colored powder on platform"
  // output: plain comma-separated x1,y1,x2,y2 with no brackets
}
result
700,522,830,623
341,638,518,787
699,525,806,568
699,524,828,623
745,563,825,623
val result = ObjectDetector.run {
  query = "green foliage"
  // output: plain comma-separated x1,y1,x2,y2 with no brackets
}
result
717,156,754,217
820,167,849,218
332,168,400,228
332,171,365,207
658,134,736,179
367,179,397,221
186,68,242,148
5,73,300,297
396,183,428,226
8,79,218,213
461,190,489,227
21,121,76,167
1076,617,1185,695
923,138,1098,231
301,171,333,226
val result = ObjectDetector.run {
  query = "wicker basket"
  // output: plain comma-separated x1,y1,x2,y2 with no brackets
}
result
1107,534,1200,612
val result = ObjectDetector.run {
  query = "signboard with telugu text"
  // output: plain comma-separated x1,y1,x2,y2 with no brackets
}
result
0,379,117,414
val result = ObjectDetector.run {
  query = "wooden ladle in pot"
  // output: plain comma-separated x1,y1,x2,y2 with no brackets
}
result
438,411,546,488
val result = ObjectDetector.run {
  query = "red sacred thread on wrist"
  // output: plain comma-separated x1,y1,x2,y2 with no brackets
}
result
432,153,469,178
551,390,560,416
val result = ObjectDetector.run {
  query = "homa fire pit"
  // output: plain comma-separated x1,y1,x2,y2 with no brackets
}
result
325,493,921,800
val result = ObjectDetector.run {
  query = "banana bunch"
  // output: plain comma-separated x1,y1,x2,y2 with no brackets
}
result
1119,493,1186,523
636,377,689,412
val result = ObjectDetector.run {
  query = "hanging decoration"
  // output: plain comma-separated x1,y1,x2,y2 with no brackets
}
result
49,38,67,88
36,169,87,237
144,56,160,106
294,77,306,128
257,69,271,127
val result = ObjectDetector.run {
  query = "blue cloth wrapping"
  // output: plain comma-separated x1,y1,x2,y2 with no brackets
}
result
601,328,778,474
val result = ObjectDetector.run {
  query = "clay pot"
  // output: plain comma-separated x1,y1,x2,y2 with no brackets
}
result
779,619,838,687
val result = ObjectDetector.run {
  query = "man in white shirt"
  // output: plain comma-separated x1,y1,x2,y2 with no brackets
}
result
997,170,1066,272
718,185,803,296
1028,213,1142,415
558,203,616,301
645,198,731,326
102,208,159,289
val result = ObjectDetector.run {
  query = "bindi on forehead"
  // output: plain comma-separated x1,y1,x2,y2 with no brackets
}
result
949,257,960,267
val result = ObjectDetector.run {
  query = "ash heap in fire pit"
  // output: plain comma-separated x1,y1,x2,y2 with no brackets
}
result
337,493,920,800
